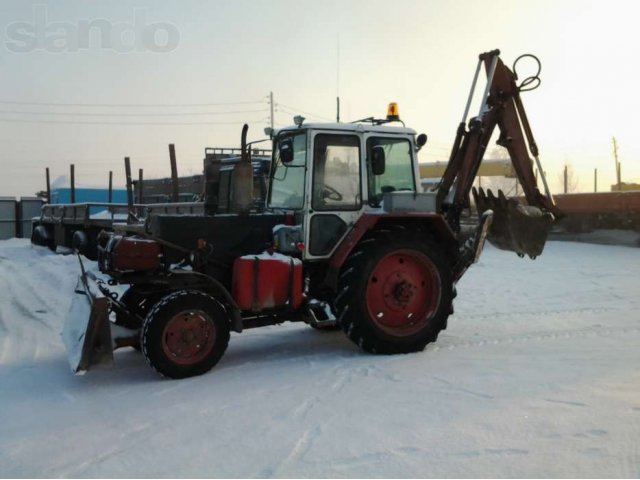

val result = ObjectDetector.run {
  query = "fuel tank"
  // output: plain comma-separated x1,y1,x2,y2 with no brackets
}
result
232,253,303,312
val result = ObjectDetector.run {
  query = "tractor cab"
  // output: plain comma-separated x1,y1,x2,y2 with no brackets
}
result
267,106,430,260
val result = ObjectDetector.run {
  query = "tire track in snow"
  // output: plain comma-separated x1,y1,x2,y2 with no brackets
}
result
270,426,321,477
456,305,618,321
431,325,640,353
51,422,154,477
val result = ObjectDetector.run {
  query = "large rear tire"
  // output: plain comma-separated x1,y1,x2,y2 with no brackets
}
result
335,232,453,354
141,290,230,379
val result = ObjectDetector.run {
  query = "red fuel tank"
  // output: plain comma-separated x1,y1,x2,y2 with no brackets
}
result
105,236,162,272
232,253,303,312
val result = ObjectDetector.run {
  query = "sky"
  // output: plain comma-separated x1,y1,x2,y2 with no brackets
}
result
0,0,639,197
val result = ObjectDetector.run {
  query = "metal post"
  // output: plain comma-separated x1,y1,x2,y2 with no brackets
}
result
138,168,144,204
594,168,597,193
169,144,179,203
45,167,51,204
70,164,76,203
108,171,113,203
124,157,134,212
269,91,275,129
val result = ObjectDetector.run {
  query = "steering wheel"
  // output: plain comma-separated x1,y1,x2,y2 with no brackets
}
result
323,185,343,202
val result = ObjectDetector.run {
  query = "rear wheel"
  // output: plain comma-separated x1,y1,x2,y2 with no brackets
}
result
141,290,230,379
31,225,55,251
335,233,453,354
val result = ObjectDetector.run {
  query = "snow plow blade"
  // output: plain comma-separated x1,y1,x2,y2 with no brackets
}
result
473,187,554,258
62,270,113,374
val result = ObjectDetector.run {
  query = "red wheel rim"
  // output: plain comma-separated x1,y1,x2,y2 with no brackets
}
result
366,249,441,336
161,310,216,365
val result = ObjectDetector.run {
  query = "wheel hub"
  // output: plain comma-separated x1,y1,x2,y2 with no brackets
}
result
162,310,216,365
393,280,415,304
366,250,441,336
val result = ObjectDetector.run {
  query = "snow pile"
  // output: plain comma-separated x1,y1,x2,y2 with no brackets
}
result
0,239,639,477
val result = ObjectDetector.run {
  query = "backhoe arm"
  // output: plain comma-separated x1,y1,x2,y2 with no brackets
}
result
437,50,562,257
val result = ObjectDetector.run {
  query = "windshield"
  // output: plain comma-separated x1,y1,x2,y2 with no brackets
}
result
268,132,307,210
367,137,415,206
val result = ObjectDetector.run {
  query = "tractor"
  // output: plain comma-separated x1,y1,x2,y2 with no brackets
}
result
64,50,562,379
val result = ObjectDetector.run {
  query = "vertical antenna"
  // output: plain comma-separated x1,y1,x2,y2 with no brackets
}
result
336,33,341,122
269,91,275,129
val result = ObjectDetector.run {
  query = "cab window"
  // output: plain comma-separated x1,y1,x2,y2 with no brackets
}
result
366,137,415,206
312,134,361,211
268,132,307,210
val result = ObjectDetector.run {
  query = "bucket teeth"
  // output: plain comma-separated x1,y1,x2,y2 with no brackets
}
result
472,187,553,258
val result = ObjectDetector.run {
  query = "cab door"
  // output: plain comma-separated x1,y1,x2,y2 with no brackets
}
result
303,131,364,260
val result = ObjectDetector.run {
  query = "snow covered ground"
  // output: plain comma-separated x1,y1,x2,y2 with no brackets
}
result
0,238,639,478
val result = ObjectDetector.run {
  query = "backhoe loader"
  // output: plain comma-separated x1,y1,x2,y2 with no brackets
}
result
63,49,562,379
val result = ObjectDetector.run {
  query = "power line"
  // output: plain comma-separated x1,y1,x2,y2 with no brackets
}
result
0,99,265,108
277,102,333,122
0,108,267,117
0,118,265,126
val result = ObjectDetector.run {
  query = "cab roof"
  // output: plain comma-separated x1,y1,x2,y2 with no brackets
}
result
275,122,417,136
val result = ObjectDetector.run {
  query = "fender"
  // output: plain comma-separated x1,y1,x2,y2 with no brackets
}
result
324,212,458,290
164,271,244,333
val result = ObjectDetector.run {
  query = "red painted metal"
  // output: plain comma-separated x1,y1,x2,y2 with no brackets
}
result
366,249,441,337
232,255,303,312
107,236,162,272
161,310,216,366
326,213,455,288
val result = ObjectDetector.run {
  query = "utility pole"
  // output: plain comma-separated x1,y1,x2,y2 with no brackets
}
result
269,91,274,129
594,168,597,193
563,165,568,194
169,144,179,203
612,136,621,191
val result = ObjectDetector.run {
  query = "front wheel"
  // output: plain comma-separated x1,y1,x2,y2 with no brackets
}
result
141,290,230,379
335,233,453,354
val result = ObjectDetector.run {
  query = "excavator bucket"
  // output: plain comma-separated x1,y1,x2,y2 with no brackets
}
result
473,187,554,258
61,268,114,374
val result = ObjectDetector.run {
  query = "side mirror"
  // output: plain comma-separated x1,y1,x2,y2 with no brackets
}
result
279,139,294,164
416,133,428,151
371,145,386,175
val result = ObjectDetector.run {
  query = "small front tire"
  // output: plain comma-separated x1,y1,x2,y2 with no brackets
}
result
141,290,230,379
